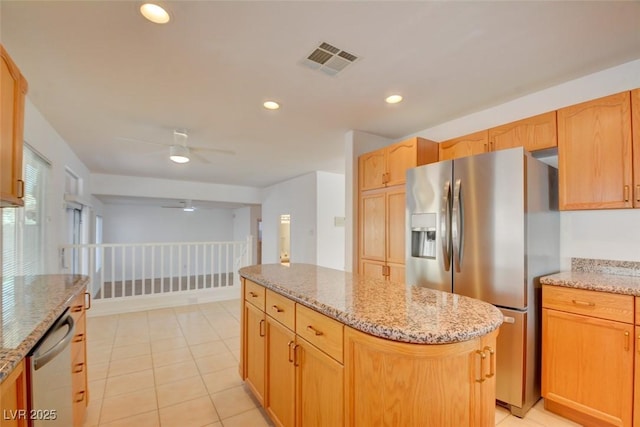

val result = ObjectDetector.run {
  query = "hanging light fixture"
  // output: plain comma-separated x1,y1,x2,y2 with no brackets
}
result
169,145,190,163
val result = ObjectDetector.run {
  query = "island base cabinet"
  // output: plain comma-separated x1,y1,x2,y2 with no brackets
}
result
344,327,497,427
244,302,266,405
295,337,344,427
266,317,296,427
542,308,633,427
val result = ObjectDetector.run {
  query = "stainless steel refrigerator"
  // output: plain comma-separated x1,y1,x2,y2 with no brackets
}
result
406,147,559,417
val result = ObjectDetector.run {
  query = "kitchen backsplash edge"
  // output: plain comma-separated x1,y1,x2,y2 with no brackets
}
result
571,258,640,277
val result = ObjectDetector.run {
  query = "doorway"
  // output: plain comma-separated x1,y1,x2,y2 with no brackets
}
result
279,214,290,265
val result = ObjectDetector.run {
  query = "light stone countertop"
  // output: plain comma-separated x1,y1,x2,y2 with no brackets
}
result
0,274,89,383
541,271,640,296
239,263,503,345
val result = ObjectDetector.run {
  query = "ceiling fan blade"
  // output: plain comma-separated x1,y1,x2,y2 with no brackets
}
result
190,151,211,164
115,136,167,146
192,146,236,156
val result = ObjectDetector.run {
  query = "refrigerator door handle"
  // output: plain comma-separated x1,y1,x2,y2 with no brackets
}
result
452,179,463,271
441,181,452,271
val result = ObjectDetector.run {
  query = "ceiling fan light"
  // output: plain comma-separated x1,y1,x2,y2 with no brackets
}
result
169,145,190,163
140,3,170,24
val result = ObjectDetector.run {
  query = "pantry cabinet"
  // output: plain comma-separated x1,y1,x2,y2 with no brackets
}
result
632,89,640,208
542,285,635,427
439,130,489,161
488,111,557,152
358,137,438,280
0,45,28,208
557,91,633,210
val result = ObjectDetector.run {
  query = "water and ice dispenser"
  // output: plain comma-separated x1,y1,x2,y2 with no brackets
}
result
410,213,437,259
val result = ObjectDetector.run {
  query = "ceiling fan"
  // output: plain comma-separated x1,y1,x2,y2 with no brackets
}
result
161,199,196,212
116,129,236,164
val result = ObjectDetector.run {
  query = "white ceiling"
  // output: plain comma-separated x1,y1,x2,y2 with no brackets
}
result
2,1,640,189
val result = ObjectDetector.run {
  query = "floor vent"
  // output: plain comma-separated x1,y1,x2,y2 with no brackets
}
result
301,42,359,76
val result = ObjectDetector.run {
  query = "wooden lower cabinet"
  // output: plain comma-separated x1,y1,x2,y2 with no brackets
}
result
296,337,344,427
266,316,296,427
344,326,496,427
635,324,640,427
542,307,634,426
0,360,28,427
244,302,266,405
69,291,89,427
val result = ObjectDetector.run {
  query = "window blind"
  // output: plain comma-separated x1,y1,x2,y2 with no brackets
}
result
2,144,50,277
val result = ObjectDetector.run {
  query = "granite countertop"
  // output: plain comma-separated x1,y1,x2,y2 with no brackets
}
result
541,271,640,296
541,258,640,296
239,263,503,345
0,274,89,383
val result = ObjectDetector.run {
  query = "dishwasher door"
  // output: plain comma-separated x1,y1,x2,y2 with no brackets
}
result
27,309,75,427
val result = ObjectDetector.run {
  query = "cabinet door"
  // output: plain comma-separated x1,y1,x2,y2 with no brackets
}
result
0,361,27,427
635,325,640,427
489,111,557,152
632,89,640,208
386,189,405,266
359,259,386,280
473,331,497,427
359,192,386,262
245,302,266,405
439,130,488,161
558,91,632,210
0,45,27,207
386,139,417,186
266,317,296,427
542,308,633,426
388,263,404,284
359,150,386,191
296,337,344,427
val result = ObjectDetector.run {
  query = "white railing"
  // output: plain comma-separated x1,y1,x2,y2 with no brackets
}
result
60,237,253,301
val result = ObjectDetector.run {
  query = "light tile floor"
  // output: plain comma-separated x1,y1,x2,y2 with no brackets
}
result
84,299,581,427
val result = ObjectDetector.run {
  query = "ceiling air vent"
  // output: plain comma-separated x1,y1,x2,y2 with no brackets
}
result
301,42,359,76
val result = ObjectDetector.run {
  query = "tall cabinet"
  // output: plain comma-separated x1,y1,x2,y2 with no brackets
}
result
357,137,438,282
0,44,28,208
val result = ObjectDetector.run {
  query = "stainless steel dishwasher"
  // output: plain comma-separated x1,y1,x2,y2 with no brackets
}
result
26,308,75,427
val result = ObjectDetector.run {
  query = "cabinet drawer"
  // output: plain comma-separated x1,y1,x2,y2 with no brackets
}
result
296,304,343,363
245,279,265,311
542,285,634,323
69,291,87,322
266,290,295,330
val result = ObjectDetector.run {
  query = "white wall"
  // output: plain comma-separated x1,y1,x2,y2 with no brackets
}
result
91,173,262,205
102,204,233,244
317,171,346,270
261,173,317,265
23,98,103,273
232,205,262,265
344,130,393,272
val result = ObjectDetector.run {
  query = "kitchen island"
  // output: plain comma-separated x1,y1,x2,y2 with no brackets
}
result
239,263,503,427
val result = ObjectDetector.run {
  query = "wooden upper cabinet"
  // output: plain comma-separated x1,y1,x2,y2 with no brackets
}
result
359,150,386,191
439,130,489,161
0,44,28,207
632,89,640,208
558,91,633,210
359,137,438,191
489,111,557,152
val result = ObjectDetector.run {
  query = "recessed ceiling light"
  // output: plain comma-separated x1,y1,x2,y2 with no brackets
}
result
140,3,170,24
385,94,403,104
263,101,280,110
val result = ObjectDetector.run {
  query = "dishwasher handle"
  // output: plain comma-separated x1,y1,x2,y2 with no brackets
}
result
33,313,75,371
